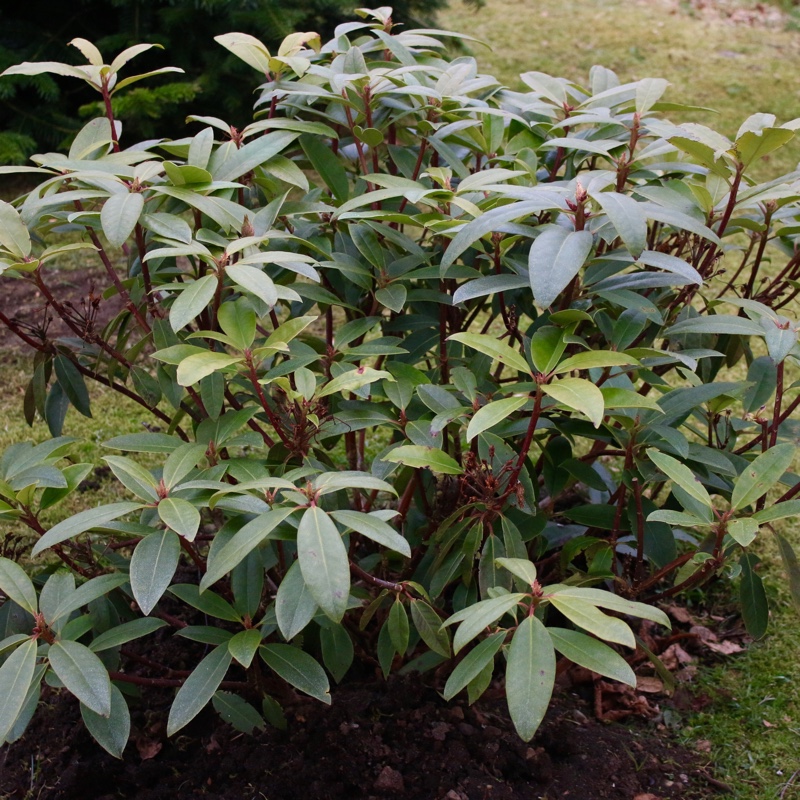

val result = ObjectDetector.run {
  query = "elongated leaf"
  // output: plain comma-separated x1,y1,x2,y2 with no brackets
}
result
443,630,505,700
89,618,167,652
553,350,640,375
170,274,217,332
388,600,410,655
158,497,200,541
548,596,634,647
176,352,241,387
50,573,127,623
201,508,295,590
505,615,555,741
260,644,331,704
409,600,450,658
384,445,463,475
170,584,240,622
212,691,265,734
317,367,392,398
445,593,526,653
547,586,670,628
101,192,144,249
162,443,207,490
753,499,800,524
300,134,349,201
529,227,594,308
467,396,528,441
81,684,130,758
731,444,796,511
448,332,531,375
548,627,635,687
666,316,764,338
542,378,605,427
0,200,31,259
329,510,410,557
495,558,538,586
228,629,262,668
32,502,143,555
0,638,37,742
167,646,232,735
647,448,713,509
226,263,278,308
49,640,111,716
0,557,37,616
54,355,91,418
297,506,350,622
276,559,318,640
775,534,800,608
212,131,298,182
740,554,768,640
130,531,180,615
594,192,646,257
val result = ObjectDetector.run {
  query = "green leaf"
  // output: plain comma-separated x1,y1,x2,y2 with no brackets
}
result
81,684,130,758
443,630,505,701
388,600,410,655
100,192,144,249
228,629,262,668
130,531,181,616
775,534,800,608
546,586,670,628
553,350,640,375
666,315,764,338
548,627,635,687
170,584,241,622
158,497,201,541
0,557,37,616
409,600,450,658
49,640,111,716
201,508,295,590
448,332,531,375
89,618,167,652
727,518,759,547
635,78,669,114
32,502,143,556
740,554,768,640
54,355,91,418
217,300,256,351
330,510,410,557
162,443,207,490
317,367,392,398
167,645,232,736
383,445,463,475
319,623,354,683
300,134,349,201
226,263,278,308
731,444,796,511
467,396,528,441
170,274,217,332
0,638,37,743
375,284,407,312
495,558,538,586
275,559,317,640
0,198,32,259
259,644,331,704
737,127,795,168
505,615,555,742
297,506,350,622
547,596,634,647
212,691,265,734
593,192,647,257
103,455,158,502
600,387,663,412
176,352,241,387
647,448,713,509
446,593,527,654
646,510,708,527
50,573,127,623
542,378,605,427
752,499,800,524
529,227,594,308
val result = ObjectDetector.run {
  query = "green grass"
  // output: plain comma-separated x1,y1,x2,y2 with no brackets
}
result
439,1,800,797
442,0,800,175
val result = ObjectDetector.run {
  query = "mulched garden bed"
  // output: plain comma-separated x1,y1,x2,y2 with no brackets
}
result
0,667,720,800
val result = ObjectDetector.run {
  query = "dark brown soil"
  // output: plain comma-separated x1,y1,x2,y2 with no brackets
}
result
0,669,717,800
